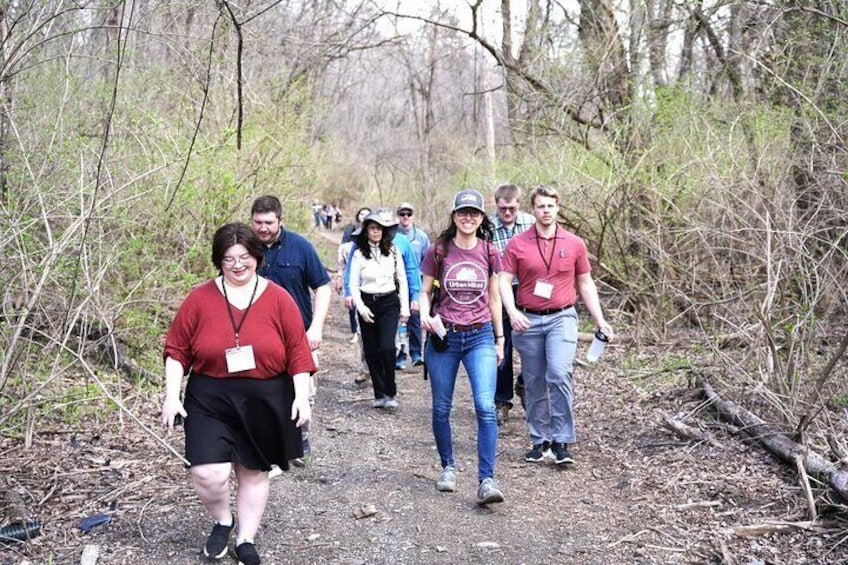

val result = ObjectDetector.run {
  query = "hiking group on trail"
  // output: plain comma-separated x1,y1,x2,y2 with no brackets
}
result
160,186,613,565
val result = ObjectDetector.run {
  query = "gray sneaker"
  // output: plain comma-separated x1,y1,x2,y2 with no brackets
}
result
383,397,398,408
476,478,504,505
435,465,457,492
372,397,386,408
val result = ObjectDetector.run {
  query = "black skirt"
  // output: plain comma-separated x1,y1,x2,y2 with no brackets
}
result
183,372,302,471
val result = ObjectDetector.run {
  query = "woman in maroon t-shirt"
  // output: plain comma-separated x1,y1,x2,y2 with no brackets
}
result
160,223,315,565
418,189,506,507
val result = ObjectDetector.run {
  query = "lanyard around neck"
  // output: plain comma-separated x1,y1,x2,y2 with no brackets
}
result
221,277,259,347
534,225,557,276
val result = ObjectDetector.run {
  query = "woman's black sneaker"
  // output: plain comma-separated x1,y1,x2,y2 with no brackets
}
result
234,541,261,565
202,520,234,559
551,442,574,465
524,441,551,462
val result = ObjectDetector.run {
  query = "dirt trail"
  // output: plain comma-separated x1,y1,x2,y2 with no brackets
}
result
82,291,840,564
5,229,844,564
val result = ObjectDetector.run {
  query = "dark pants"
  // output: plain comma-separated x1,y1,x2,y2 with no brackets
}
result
348,307,358,334
495,299,524,407
397,311,423,363
360,292,400,400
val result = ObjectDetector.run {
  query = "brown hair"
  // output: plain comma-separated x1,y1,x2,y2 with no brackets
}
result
494,183,522,202
211,223,265,272
529,185,560,207
250,195,282,218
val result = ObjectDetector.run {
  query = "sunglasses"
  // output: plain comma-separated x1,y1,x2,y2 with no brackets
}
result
398,212,413,217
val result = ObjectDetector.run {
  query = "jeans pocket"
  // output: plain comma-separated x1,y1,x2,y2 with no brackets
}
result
562,316,578,343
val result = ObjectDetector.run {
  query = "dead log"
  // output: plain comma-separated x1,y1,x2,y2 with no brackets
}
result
698,375,848,502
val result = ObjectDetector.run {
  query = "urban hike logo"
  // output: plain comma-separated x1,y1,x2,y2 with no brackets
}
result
444,261,487,304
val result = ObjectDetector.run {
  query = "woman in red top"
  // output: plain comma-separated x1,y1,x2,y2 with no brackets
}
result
160,223,315,565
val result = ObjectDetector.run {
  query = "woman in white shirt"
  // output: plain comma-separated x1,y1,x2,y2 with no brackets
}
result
349,210,409,408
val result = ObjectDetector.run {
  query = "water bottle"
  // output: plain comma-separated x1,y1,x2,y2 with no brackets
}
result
585,328,609,363
397,322,407,350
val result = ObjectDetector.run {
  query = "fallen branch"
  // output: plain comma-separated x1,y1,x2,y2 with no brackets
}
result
732,520,817,538
698,375,848,502
661,415,723,448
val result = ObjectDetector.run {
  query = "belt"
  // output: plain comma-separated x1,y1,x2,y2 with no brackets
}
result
518,305,573,316
362,290,398,299
444,322,486,332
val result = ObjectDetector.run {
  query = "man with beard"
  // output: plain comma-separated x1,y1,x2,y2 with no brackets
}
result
251,195,331,466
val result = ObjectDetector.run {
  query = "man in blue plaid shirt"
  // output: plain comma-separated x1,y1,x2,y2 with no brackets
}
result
490,184,536,425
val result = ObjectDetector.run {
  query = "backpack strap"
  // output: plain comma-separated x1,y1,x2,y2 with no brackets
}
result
430,242,446,312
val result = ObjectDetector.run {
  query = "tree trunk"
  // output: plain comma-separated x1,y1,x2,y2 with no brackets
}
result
578,0,631,113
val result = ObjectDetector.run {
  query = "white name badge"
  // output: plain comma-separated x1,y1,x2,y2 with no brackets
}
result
533,280,554,299
225,345,257,373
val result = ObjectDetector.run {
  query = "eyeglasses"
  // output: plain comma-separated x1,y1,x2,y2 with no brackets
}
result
498,206,517,213
398,212,413,217
221,254,254,267
455,209,482,218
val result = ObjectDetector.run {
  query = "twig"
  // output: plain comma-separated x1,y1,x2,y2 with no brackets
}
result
795,453,818,521
661,414,723,448
137,498,154,544
337,397,374,404
643,544,686,553
732,521,816,538
675,500,722,510
607,529,648,548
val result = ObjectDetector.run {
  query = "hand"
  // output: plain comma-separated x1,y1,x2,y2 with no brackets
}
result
420,314,436,334
400,314,409,325
509,311,531,332
410,301,420,314
291,396,312,428
357,304,375,324
495,339,504,365
306,326,323,351
161,396,187,430
334,277,343,295
598,322,614,341
344,297,354,311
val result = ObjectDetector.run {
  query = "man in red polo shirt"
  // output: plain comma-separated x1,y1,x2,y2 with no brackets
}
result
499,185,613,466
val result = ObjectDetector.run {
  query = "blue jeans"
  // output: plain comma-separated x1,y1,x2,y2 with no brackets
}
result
512,308,578,446
425,323,498,481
